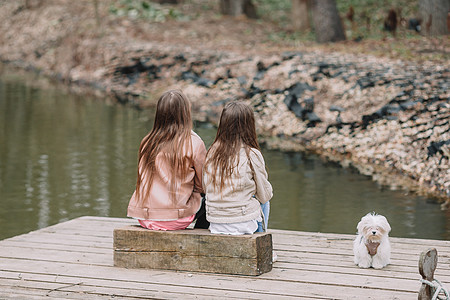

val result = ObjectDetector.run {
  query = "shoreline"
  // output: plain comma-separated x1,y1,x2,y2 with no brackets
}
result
1,1,448,205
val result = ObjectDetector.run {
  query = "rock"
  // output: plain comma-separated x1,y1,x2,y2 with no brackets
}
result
428,140,450,157
180,70,198,81
237,76,247,85
287,82,316,99
306,112,321,124
303,97,314,112
196,77,214,88
399,101,416,110
329,105,345,112
284,94,304,119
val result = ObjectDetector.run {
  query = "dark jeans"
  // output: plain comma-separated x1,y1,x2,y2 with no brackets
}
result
194,196,209,229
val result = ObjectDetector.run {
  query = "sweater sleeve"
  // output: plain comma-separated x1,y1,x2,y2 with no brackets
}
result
249,149,273,204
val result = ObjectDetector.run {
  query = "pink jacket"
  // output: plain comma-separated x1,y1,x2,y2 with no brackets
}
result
127,131,206,220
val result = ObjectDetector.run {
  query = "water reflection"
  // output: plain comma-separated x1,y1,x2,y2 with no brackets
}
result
0,75,145,238
0,71,448,241
264,151,447,240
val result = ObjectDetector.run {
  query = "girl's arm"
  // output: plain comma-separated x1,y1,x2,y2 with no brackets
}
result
250,149,273,204
193,139,207,195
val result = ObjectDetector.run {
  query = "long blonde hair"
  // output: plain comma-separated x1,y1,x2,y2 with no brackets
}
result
135,90,193,202
205,101,260,192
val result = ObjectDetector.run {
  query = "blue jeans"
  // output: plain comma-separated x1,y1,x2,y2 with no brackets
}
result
256,201,270,232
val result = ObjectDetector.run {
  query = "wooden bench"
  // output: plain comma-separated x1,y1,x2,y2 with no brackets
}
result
113,225,273,276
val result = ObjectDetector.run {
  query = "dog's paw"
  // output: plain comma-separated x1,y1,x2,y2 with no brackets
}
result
372,255,389,269
357,261,371,268
371,262,386,269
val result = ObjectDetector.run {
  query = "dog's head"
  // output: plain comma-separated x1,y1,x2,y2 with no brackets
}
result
357,212,391,242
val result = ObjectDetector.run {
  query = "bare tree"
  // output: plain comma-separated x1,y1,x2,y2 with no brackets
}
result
311,0,345,43
419,0,449,35
25,0,42,9
220,0,258,19
292,0,310,31
93,0,100,27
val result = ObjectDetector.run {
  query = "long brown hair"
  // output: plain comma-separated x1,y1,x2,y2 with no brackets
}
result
135,90,193,202
205,101,260,192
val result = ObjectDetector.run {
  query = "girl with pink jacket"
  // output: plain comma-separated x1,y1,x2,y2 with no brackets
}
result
127,90,208,230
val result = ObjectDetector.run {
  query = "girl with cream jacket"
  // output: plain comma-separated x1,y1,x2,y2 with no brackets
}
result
203,101,273,235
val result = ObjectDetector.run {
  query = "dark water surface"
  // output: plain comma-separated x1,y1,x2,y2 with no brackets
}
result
1,71,449,241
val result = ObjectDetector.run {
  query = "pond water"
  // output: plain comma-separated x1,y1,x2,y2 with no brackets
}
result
1,70,449,241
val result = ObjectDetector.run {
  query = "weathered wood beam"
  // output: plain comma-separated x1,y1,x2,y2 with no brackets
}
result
113,225,273,275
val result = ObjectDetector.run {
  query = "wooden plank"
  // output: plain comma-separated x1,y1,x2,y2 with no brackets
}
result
0,277,243,300
3,242,447,286
0,240,111,254
0,258,417,299
5,238,449,285
10,231,112,243
22,216,450,249
274,254,450,283
0,271,317,300
275,246,450,265
75,217,449,247
273,235,450,253
0,239,426,270
2,216,449,299
272,262,437,282
273,239,450,255
10,227,449,259
37,220,136,235
6,233,112,248
0,283,157,299
0,278,85,298
274,259,450,279
0,250,425,293
7,231,448,266
38,228,113,238
37,217,448,259
79,216,135,223
5,232,449,270
271,229,450,247
0,245,111,266
0,288,80,300
2,221,445,278
114,226,273,275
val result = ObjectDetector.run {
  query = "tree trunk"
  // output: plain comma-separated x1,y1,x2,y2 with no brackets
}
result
419,0,449,36
25,0,42,9
311,0,345,43
292,0,310,31
220,0,257,19
220,0,244,16
93,0,100,27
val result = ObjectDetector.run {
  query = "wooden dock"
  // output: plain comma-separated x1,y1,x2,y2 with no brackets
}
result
0,216,449,299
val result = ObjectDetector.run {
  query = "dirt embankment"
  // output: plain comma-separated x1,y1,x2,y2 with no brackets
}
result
0,1,449,205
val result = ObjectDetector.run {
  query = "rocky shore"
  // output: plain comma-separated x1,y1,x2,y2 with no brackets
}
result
0,1,448,205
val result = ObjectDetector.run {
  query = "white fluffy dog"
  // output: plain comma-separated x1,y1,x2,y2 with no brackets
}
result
353,212,391,269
